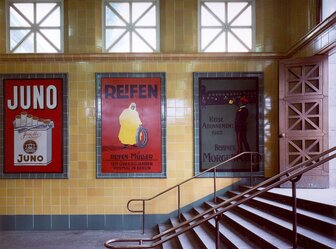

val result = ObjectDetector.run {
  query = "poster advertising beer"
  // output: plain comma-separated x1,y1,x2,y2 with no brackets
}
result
0,74,68,179
193,72,264,178
96,73,166,178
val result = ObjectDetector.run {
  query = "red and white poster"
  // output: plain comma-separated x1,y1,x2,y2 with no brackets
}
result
3,78,64,174
98,74,165,176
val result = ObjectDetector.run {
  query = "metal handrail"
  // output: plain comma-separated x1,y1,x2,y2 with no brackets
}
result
105,146,336,249
126,151,262,230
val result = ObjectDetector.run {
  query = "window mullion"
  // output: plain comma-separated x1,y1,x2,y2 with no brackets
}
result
225,1,228,52
130,2,133,52
34,2,37,52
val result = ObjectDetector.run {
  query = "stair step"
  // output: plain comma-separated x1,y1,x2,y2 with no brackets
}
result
219,197,336,249
158,224,181,249
181,212,226,249
170,217,205,249
205,202,292,249
194,206,263,249
239,185,336,218
226,190,336,236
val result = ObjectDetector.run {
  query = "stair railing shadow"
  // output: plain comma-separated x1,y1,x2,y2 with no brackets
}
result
104,146,336,249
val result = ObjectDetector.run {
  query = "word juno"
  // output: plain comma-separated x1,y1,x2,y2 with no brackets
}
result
7,85,58,110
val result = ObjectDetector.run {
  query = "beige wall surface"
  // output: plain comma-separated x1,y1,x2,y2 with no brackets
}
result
0,0,318,216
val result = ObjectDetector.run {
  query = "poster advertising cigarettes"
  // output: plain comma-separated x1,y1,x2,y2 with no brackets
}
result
0,74,68,179
96,73,166,178
193,72,264,178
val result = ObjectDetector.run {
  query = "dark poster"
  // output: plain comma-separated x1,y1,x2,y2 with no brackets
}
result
0,74,68,179
194,72,264,177
96,73,166,178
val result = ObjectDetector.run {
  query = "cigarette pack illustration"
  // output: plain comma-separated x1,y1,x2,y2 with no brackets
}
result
13,112,54,166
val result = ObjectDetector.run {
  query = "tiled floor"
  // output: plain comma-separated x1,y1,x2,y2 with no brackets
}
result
1,188,335,249
0,229,154,249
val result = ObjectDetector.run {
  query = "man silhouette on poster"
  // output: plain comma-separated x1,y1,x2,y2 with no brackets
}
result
234,96,250,154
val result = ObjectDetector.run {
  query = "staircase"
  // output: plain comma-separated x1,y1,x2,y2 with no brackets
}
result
156,186,336,249
105,149,336,249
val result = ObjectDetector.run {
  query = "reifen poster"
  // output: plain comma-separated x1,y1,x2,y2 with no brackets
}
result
0,74,68,178
96,73,166,178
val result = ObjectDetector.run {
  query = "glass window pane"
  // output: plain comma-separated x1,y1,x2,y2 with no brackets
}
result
106,28,127,48
231,28,251,49
40,6,60,27
231,6,251,26
201,28,222,50
205,32,225,52
36,33,57,52
135,28,156,49
110,31,130,52
40,29,61,49
13,3,34,23
201,5,222,26
322,0,336,20
10,6,30,27
106,5,126,26
204,2,225,23
10,29,30,50
132,3,152,23
36,3,56,24
110,3,130,23
132,32,152,52
228,2,248,23
228,32,248,52
14,32,34,53
135,5,156,26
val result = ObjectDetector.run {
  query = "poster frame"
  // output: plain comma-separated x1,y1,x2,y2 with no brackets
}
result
95,72,166,179
0,73,69,179
193,72,264,178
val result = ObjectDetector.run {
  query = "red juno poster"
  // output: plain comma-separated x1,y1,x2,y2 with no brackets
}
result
100,76,163,174
3,78,64,174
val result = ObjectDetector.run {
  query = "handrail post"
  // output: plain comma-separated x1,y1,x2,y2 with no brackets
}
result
142,200,145,234
215,213,221,249
250,153,253,186
290,174,302,249
214,167,217,203
178,185,181,221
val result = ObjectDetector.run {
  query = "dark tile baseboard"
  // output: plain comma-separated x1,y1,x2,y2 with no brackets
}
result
0,214,168,231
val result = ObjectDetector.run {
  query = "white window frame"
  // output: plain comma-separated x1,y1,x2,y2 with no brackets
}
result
103,0,160,53
6,0,64,53
198,0,255,52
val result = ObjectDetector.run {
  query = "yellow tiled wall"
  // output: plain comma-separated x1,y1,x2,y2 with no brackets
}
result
0,59,278,216
0,0,318,217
